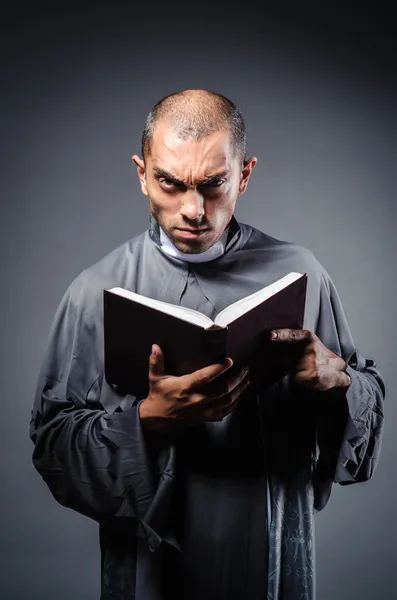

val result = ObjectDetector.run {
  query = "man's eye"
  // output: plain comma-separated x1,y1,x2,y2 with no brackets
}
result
202,180,225,188
160,178,176,187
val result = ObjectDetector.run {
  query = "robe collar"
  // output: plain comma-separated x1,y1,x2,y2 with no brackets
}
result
148,213,242,262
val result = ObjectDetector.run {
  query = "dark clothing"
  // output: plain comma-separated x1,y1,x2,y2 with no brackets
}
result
30,216,385,599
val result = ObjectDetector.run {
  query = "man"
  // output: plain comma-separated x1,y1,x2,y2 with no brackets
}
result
30,89,385,600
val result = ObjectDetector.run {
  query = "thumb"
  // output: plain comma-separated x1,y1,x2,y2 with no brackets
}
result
148,344,165,377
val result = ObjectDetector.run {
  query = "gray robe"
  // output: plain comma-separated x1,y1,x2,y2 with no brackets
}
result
30,215,385,600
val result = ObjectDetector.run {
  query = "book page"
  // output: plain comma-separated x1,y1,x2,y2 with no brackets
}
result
108,287,214,328
214,272,303,327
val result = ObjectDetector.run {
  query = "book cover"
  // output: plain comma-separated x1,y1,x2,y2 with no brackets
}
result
103,273,307,398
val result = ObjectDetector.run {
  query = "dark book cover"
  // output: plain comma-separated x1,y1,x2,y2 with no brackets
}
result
103,273,307,398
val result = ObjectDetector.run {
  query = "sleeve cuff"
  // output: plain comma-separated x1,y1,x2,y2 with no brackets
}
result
334,366,375,483
101,399,179,551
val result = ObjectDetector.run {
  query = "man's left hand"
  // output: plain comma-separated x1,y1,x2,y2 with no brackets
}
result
269,329,351,392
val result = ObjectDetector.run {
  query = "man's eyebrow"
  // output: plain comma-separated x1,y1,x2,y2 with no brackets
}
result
152,168,184,185
152,167,229,186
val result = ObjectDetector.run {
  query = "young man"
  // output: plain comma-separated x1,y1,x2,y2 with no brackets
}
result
30,89,385,600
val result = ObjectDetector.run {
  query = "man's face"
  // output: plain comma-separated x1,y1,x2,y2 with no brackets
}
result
132,122,257,254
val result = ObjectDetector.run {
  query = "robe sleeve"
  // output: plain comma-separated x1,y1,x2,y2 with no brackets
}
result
313,268,385,497
29,272,176,551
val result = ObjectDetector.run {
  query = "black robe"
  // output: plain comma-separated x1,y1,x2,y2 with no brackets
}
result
30,215,385,600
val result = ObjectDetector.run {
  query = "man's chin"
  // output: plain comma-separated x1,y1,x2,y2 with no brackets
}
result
169,230,215,254
173,240,210,254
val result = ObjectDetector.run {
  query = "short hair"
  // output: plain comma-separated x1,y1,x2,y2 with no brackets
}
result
141,89,246,164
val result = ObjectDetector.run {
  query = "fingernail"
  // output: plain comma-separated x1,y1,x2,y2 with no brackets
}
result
269,331,278,339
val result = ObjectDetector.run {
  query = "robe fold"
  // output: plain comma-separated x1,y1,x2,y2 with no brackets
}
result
30,215,385,600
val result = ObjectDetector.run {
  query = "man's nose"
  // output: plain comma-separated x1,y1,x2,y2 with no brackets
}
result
180,190,205,221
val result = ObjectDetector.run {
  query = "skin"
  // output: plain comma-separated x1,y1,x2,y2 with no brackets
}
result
132,122,256,254
139,345,250,434
269,328,351,392
132,119,351,434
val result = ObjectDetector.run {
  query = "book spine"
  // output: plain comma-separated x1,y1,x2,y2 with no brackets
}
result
203,326,228,364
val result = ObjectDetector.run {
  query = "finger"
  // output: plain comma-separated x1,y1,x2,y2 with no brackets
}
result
211,371,251,411
269,329,314,343
185,357,234,390
204,365,250,401
207,375,251,420
148,344,165,377
187,367,249,410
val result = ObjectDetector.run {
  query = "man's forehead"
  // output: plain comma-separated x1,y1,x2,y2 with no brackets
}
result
148,127,234,174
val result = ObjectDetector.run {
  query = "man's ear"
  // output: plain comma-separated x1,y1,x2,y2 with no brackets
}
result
132,154,148,196
238,156,258,195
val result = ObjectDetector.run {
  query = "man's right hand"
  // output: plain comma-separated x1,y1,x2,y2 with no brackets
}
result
138,344,251,434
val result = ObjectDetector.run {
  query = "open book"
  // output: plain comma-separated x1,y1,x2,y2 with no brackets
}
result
103,272,307,397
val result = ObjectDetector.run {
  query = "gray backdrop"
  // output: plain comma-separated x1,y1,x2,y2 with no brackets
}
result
1,3,396,599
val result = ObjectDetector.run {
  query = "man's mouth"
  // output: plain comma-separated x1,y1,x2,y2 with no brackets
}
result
175,228,209,238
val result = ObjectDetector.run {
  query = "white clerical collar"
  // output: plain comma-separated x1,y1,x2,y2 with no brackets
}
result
159,226,230,263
